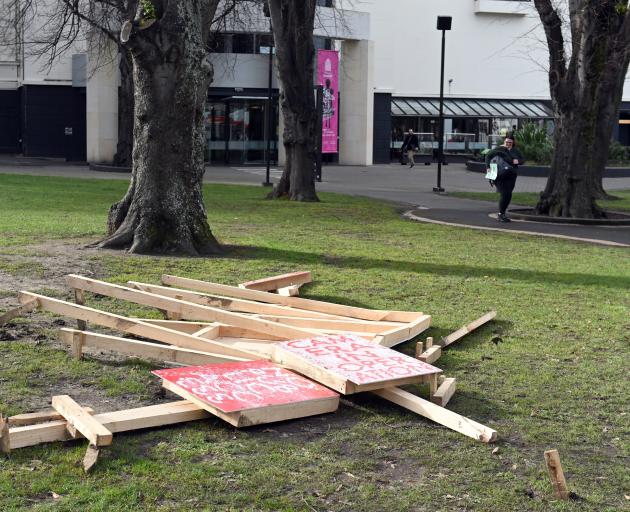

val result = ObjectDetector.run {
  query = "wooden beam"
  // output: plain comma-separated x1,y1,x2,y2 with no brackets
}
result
8,407,95,427
18,291,257,362
0,299,39,326
74,289,87,330
372,387,497,443
239,271,312,292
441,311,497,348
129,281,345,320
418,346,442,364
58,329,233,366
7,401,209,450
67,275,315,341
71,330,85,359
161,275,418,322
431,378,456,407
544,449,569,499
51,395,113,447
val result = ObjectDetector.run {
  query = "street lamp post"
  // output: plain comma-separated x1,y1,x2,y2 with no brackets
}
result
262,2,273,187
433,15,452,194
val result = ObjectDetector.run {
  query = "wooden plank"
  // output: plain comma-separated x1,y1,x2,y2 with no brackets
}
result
7,401,209,450
431,378,456,407
162,275,410,322
372,387,497,443
129,281,344,320
441,311,497,348
67,275,315,341
51,395,113,447
544,449,569,499
8,407,95,427
155,361,339,427
132,319,217,334
239,271,312,292
71,330,85,359
59,329,233,366
191,325,221,339
418,346,442,364
0,299,39,326
273,334,441,395
18,291,257,362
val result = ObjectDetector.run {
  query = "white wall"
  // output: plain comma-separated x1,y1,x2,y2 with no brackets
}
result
356,0,551,99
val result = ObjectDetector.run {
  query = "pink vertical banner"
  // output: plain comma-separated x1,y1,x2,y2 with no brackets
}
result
317,50,339,154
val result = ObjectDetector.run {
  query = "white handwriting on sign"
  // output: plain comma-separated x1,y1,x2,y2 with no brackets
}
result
176,366,318,405
284,334,438,384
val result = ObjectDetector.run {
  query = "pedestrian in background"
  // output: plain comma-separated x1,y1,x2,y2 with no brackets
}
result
401,129,419,168
485,134,524,222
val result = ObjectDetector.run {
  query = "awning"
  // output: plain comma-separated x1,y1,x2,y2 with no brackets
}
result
391,97,553,118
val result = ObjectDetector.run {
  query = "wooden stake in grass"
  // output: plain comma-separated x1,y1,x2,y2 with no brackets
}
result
544,449,569,500
0,414,10,454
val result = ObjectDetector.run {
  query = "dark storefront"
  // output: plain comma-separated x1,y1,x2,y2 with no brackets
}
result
205,88,279,165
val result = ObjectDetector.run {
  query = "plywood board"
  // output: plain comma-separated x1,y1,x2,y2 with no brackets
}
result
273,334,441,394
153,361,339,427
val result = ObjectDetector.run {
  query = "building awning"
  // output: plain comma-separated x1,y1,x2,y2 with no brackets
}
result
391,97,553,118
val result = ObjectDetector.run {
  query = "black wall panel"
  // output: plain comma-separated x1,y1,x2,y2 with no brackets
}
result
0,89,21,153
372,93,392,164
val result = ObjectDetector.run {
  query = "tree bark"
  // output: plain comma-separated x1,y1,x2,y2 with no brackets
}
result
113,48,134,168
99,0,222,255
534,0,630,218
267,0,319,201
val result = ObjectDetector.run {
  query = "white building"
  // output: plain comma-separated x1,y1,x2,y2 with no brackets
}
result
1,0,630,164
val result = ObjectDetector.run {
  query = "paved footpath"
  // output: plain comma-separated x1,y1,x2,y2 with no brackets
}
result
1,157,629,247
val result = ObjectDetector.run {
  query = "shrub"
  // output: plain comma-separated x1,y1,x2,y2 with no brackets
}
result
514,123,553,164
608,140,629,161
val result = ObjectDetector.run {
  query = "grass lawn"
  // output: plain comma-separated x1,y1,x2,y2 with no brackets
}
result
450,190,630,212
0,174,628,511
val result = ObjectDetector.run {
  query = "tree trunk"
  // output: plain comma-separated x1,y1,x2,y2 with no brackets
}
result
534,0,630,218
267,0,319,201
99,0,222,255
113,48,134,168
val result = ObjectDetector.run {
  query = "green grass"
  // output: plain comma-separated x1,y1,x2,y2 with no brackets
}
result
451,189,630,212
0,174,629,511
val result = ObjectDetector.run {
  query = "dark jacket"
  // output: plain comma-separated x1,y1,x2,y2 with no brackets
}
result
402,133,419,151
485,145,525,168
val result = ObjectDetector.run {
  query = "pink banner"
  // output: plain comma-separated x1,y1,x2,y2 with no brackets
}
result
317,50,339,154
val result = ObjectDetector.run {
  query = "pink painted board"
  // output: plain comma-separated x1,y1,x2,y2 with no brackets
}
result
277,334,441,386
152,360,338,413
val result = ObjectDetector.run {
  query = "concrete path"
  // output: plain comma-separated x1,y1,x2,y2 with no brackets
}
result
1,157,629,246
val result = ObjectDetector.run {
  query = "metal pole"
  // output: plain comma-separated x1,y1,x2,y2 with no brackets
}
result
315,85,323,182
433,29,446,193
262,22,273,187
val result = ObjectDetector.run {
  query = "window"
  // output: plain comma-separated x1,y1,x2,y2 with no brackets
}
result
232,33,254,54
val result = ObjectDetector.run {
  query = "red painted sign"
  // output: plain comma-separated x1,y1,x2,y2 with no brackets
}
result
152,360,337,413
278,334,441,385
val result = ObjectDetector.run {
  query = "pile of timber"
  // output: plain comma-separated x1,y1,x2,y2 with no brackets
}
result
0,273,497,471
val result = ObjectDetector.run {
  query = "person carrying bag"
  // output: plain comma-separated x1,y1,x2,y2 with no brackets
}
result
484,134,524,222
401,129,420,168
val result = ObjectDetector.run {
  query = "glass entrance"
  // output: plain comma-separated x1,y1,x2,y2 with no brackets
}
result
204,97,277,165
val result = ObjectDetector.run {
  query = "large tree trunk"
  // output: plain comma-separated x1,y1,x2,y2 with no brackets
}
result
99,0,222,255
113,48,134,168
534,0,630,218
267,0,319,201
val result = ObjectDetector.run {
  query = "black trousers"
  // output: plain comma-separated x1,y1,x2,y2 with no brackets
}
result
495,172,517,214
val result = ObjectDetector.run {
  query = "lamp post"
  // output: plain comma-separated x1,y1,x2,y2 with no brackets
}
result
262,2,273,187
433,15,451,193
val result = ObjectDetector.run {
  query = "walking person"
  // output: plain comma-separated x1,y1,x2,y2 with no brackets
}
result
485,134,524,222
401,129,419,168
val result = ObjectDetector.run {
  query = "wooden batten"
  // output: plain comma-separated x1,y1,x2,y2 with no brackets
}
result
419,346,442,364
544,449,569,499
372,387,497,443
7,401,210,450
51,395,113,447
18,291,258,362
441,311,497,348
66,275,315,341
58,329,234,366
239,271,312,292
9,407,95,427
